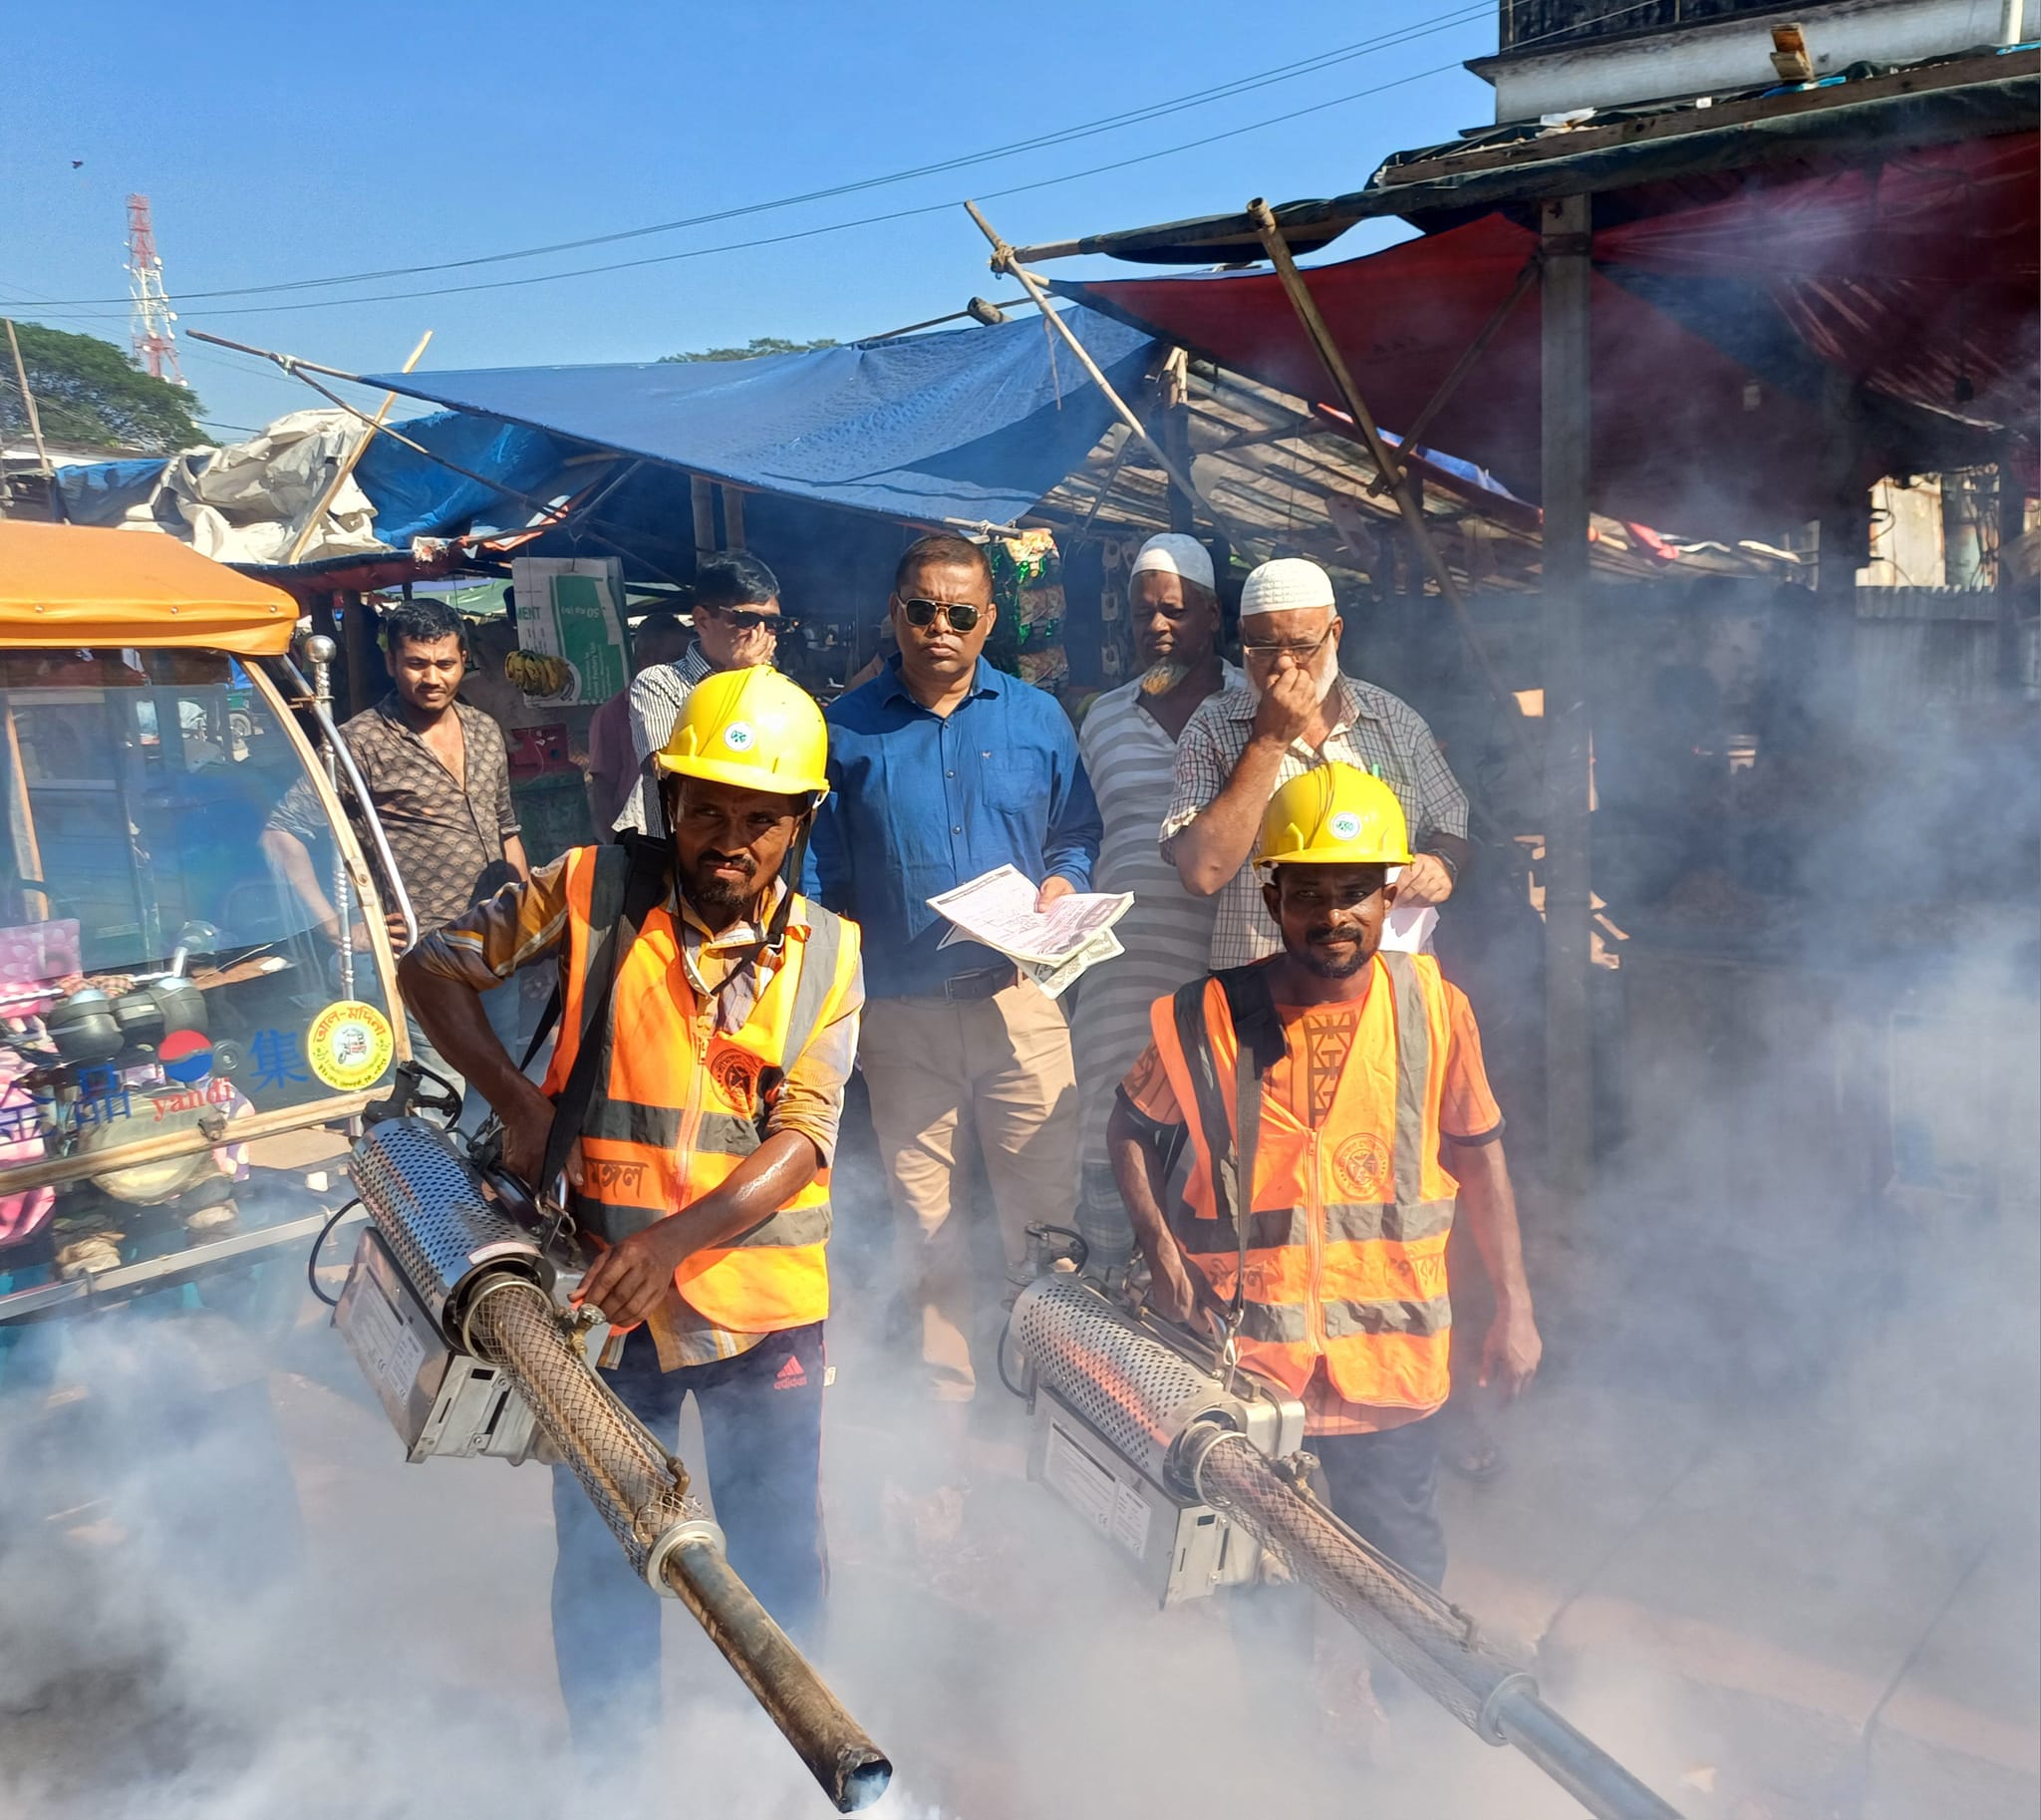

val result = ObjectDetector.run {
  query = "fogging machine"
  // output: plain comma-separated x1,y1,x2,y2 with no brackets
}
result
331,1106,891,1813
1009,1271,1682,1820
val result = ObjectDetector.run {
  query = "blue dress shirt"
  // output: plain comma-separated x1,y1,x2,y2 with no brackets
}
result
807,656,1102,1000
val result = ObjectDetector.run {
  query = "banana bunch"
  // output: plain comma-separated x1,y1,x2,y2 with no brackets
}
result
505,648,573,699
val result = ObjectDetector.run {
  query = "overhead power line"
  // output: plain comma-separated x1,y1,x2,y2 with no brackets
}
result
15,4,1492,309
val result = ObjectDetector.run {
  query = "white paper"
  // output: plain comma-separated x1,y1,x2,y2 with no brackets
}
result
926,865,1133,966
1377,902,1438,955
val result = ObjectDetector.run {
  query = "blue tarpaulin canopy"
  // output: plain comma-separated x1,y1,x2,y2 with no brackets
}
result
363,305,1160,531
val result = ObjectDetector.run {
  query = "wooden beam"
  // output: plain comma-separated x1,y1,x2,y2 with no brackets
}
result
1248,199,1525,732
722,484,746,552
691,475,717,562
1540,193,1595,1208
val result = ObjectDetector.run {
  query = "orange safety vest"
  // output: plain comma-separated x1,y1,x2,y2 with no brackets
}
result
540,843,861,1335
1147,951,1462,1414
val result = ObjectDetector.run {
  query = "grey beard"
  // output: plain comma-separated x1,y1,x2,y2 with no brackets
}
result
1139,659,1196,696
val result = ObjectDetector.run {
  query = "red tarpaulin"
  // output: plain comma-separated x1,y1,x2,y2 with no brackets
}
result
1059,135,2038,534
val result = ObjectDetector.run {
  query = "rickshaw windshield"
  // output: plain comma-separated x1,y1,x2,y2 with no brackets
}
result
0,646,398,1134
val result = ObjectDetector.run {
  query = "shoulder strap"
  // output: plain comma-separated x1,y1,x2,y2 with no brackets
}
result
537,835,670,1193
1215,964,1283,1341
1169,965,1286,1343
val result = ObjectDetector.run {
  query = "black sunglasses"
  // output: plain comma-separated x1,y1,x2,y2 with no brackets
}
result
703,604,796,633
898,597,984,633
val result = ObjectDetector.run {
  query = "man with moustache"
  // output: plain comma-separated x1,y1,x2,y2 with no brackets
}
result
809,533,1101,1401
1109,765,1539,1586
615,552,795,835
263,598,527,1117
1164,557,1471,971
1068,533,1243,1270
400,667,863,1747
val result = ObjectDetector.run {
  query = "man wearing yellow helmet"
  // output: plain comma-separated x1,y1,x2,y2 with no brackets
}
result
1107,762,1538,1590
400,664,864,1752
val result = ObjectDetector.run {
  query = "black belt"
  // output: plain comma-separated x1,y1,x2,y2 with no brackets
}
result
899,963,1017,1004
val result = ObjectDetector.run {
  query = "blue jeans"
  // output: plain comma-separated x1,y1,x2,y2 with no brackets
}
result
550,1322,828,1747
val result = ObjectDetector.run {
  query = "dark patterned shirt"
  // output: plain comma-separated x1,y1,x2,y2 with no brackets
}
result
273,696,520,932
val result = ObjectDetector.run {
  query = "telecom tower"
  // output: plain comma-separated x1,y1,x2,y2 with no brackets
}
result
125,194,185,386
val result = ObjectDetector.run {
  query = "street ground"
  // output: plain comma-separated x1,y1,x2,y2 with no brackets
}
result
0,1147,2033,1820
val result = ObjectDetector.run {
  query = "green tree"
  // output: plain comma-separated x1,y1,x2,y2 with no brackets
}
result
660,335,838,364
1,322,206,454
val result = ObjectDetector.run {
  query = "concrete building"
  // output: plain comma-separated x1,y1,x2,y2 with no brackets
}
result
1472,0,2032,121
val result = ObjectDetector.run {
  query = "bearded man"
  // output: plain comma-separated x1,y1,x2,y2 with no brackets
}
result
1162,557,1471,970
1068,534,1243,1268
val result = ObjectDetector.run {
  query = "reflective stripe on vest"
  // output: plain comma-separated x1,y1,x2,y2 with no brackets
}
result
540,844,854,1332
1154,951,1460,1413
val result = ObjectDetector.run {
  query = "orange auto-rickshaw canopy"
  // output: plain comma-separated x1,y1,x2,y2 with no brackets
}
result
0,522,299,656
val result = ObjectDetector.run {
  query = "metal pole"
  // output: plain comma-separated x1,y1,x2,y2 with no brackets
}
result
1540,193,1595,1208
1247,200,1527,734
964,201,1205,510
4,319,53,481
1496,1692,1683,1820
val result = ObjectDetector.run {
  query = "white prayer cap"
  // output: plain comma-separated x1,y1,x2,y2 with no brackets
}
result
1240,556,1335,619
1129,532,1215,593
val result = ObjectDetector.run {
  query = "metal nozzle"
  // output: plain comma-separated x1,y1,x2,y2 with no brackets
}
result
350,1123,891,1812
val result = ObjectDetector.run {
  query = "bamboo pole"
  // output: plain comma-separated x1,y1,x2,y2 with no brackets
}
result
285,330,433,564
964,201,1207,512
4,320,53,482
1247,201,1528,747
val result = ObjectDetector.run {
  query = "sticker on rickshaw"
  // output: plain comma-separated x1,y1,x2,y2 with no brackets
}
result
306,1000,396,1092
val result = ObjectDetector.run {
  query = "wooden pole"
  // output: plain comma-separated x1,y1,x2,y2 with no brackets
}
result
4,319,53,481
285,330,433,565
691,475,717,562
1247,201,1528,740
1998,460,2032,694
1540,193,1595,1208
722,484,746,552
965,200,1206,510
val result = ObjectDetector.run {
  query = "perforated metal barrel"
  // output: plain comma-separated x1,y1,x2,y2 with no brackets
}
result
348,1117,549,1343
1009,1275,1256,1487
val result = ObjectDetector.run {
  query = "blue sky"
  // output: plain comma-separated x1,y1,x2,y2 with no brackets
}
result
1,0,1504,439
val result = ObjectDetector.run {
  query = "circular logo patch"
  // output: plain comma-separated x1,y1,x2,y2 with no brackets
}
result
722,720,756,753
710,1048,760,1109
1333,1132,1392,1200
1328,809,1362,843
306,1000,396,1092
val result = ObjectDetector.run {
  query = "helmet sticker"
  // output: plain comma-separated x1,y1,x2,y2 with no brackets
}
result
723,721,756,753
1328,810,1362,842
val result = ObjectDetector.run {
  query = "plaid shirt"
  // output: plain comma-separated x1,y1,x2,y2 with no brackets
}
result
272,696,519,933
1160,675,1468,969
613,641,716,835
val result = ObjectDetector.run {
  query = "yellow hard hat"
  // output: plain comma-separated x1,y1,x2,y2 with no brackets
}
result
1254,763,1412,868
655,666,830,799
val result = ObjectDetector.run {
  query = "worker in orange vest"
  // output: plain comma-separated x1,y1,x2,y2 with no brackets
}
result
401,665,864,1750
1107,762,1539,1588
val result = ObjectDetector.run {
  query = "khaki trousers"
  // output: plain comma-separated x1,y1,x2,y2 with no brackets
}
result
858,979,1078,1399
